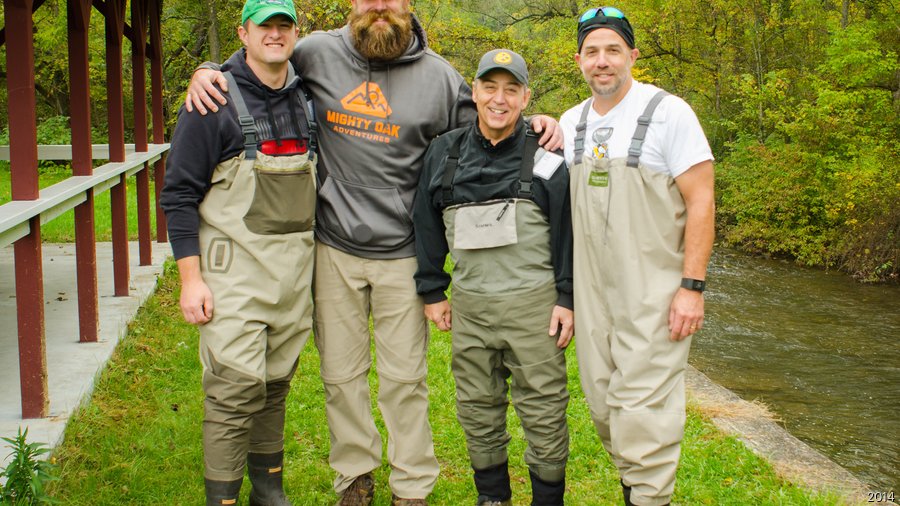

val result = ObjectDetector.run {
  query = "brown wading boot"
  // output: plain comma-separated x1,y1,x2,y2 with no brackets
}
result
334,472,375,506
247,451,291,506
391,494,428,505
205,478,243,506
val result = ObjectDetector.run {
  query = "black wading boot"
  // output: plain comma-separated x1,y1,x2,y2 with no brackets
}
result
621,480,633,506
247,451,291,506
529,471,564,506
474,461,512,505
206,477,243,506
621,480,668,506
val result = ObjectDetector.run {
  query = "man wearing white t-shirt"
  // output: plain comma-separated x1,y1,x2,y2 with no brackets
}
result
560,7,715,506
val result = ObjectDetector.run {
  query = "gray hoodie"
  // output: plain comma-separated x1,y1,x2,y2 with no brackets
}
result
292,16,476,258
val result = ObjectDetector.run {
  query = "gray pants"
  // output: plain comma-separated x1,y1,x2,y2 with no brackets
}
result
451,283,569,483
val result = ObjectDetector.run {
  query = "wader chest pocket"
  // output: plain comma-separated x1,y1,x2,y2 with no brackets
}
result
452,200,518,250
244,162,316,235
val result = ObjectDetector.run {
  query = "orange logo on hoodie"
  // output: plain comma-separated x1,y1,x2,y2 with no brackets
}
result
340,82,392,119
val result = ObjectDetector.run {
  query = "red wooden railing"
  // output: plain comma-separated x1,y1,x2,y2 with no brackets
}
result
0,0,168,419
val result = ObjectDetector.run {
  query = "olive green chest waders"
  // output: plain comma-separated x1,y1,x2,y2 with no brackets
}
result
441,134,569,504
198,72,317,484
570,91,689,506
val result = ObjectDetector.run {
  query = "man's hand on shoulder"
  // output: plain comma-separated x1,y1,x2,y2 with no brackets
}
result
185,69,229,115
530,115,563,152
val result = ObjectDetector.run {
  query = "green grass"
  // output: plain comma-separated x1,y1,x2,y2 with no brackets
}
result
44,262,846,505
0,163,157,242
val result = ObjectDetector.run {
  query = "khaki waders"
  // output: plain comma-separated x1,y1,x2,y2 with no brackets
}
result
198,74,317,482
571,92,690,506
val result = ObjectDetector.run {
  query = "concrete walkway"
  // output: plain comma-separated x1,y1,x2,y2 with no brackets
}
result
0,241,170,468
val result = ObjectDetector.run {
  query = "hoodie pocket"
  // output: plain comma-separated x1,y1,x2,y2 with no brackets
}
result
318,176,413,249
244,155,316,235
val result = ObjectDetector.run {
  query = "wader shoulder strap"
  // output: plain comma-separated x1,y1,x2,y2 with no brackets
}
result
440,134,462,206
518,131,539,198
223,71,258,160
627,90,670,168
297,83,318,154
441,129,539,206
573,100,592,167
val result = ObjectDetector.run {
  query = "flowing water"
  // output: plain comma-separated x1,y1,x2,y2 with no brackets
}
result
690,248,900,492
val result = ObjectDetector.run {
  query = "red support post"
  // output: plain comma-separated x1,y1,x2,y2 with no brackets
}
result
105,0,129,296
6,0,48,419
68,0,99,342
131,0,151,265
15,221,48,419
149,0,167,243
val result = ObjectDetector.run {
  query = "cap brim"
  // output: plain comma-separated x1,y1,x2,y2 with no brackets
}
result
476,66,528,86
247,7,297,25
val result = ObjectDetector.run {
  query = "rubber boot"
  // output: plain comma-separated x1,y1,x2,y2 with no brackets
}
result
206,477,243,506
621,480,633,506
247,451,291,506
621,480,668,506
473,461,512,505
529,470,564,506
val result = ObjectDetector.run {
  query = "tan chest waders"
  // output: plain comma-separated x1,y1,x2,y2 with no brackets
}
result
197,72,318,481
440,132,569,484
571,91,692,504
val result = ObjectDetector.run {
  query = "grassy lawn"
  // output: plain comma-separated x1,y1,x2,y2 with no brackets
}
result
43,261,843,505
0,163,157,242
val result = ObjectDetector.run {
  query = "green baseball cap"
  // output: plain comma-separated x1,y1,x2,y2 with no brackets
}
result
241,0,298,25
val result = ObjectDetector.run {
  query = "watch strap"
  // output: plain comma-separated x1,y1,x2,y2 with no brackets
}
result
681,278,706,292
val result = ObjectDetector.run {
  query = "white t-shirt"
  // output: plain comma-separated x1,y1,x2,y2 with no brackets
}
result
560,81,713,178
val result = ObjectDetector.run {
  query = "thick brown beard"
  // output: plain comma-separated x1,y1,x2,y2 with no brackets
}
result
349,8,413,61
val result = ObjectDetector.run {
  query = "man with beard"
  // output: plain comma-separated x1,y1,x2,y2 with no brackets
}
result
185,1,562,505
559,7,715,506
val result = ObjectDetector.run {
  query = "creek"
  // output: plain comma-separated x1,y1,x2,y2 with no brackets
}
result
691,248,900,492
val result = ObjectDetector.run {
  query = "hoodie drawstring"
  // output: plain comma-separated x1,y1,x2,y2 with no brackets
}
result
263,93,281,146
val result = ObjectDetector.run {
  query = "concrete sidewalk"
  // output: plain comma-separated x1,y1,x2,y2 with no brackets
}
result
0,241,170,468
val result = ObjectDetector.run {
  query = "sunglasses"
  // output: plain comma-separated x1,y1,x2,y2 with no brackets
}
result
579,6,627,23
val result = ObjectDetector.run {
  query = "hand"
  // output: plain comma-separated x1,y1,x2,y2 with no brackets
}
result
180,279,214,325
185,68,229,115
424,300,452,331
668,288,704,341
549,305,574,348
530,115,563,152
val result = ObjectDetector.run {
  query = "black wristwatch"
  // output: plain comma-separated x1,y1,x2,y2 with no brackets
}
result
681,278,706,293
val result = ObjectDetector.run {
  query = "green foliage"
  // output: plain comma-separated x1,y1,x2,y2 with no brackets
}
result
1,0,897,280
0,428,58,505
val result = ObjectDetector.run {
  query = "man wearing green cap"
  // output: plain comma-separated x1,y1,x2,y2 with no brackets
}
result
161,0,316,504
183,1,564,504
413,49,573,506
560,6,715,506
